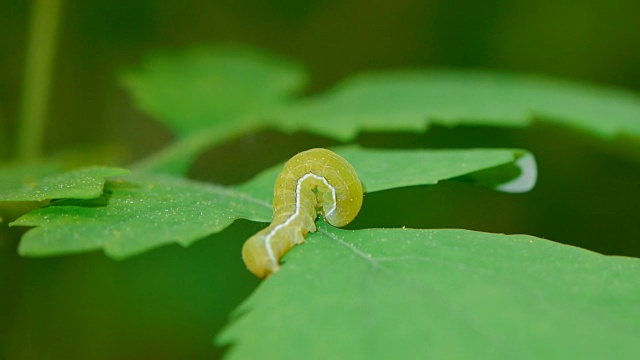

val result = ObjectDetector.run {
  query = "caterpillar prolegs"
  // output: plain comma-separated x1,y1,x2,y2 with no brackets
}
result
242,148,363,278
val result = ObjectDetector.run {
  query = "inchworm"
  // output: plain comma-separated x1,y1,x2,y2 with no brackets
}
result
242,148,363,278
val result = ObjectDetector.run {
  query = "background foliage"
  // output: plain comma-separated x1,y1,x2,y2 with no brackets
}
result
1,0,640,359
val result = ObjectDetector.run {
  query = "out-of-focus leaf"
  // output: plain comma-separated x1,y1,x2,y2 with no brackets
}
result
11,147,531,259
0,166,129,202
217,224,640,359
121,45,307,174
122,45,307,137
271,71,640,141
122,50,640,175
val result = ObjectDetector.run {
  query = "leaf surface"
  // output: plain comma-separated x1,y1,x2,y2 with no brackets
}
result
217,224,640,359
271,71,640,141
236,147,535,203
0,166,129,202
12,173,272,258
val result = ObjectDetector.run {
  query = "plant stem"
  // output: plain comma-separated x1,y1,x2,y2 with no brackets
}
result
16,0,64,161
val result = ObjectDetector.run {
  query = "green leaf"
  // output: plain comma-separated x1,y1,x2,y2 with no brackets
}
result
11,147,531,259
122,45,307,137
12,173,272,258
0,165,129,202
121,45,307,174
271,71,640,141
217,224,640,359
121,52,640,174
236,147,536,203
461,151,537,194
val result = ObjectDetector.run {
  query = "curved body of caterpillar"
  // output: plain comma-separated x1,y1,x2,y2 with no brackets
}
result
242,148,363,278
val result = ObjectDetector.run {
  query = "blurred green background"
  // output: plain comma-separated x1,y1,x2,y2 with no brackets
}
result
1,0,640,359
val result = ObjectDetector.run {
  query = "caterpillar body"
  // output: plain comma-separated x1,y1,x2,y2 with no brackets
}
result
242,148,363,278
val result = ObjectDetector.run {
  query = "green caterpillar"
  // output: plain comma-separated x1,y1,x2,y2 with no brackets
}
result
242,148,363,278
